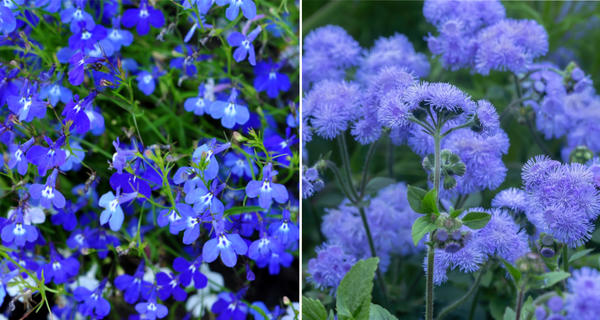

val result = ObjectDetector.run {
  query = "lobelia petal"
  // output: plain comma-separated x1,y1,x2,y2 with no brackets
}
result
53,190,66,209
240,0,256,19
229,233,248,255
28,184,44,200
233,46,248,63
137,19,151,36
271,183,289,204
202,238,219,262
108,207,124,231
227,32,245,46
149,8,165,28
245,180,262,198
121,9,139,28
235,105,249,125
220,245,237,267
183,225,200,244
156,304,168,318
248,44,256,66
225,4,240,21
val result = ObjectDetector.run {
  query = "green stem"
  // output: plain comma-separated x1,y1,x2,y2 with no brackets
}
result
358,206,388,304
437,270,484,320
562,246,569,272
337,134,359,200
359,140,379,197
515,284,525,320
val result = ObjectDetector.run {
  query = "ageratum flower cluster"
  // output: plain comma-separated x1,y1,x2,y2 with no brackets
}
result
0,0,298,319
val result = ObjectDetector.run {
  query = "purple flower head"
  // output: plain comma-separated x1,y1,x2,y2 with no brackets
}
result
302,166,324,199
115,262,153,304
303,25,361,86
472,208,528,263
29,168,66,209
7,80,46,122
566,267,600,319
26,135,67,176
227,26,261,65
1,208,39,247
491,187,528,213
60,0,95,33
41,243,80,284
98,188,138,231
173,256,208,289
202,219,248,267
245,163,288,209
73,279,111,319
254,60,291,98
135,293,168,320
208,88,250,128
212,291,248,320
307,243,356,294
8,137,35,175
122,0,165,36
474,100,500,134
303,80,361,140
156,271,187,301
0,6,16,35
216,0,256,21
191,138,231,180
404,81,476,115
357,33,430,82
475,19,548,74
51,201,79,231
62,92,96,134
248,232,280,263
185,179,226,214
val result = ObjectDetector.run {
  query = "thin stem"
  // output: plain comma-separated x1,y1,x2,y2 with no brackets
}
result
358,206,388,304
426,246,435,320
324,160,356,203
436,270,485,320
515,285,525,320
359,140,379,197
386,136,394,177
562,246,569,272
337,135,359,201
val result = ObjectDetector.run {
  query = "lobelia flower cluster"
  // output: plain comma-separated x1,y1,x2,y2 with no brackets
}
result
303,1,600,319
0,0,299,319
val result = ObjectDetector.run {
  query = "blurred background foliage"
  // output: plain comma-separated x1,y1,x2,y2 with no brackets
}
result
302,1,600,319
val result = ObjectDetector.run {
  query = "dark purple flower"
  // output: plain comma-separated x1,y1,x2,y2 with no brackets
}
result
62,92,96,134
122,0,165,36
7,80,46,122
73,279,111,319
211,292,247,320
254,60,291,98
115,262,153,304
169,202,207,244
68,23,107,51
156,271,187,301
26,135,67,176
41,243,80,284
68,50,103,86
7,137,34,175
173,256,208,289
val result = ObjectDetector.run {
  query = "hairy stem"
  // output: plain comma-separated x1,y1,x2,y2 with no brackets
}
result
437,270,485,320
426,127,442,320
515,285,525,320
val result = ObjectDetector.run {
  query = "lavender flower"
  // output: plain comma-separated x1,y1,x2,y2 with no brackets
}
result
566,267,600,319
307,243,356,293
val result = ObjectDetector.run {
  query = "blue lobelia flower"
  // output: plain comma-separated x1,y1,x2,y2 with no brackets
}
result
268,209,299,248
181,0,214,11
7,137,34,175
1,208,39,247
136,67,165,96
169,202,208,244
173,256,208,289
60,141,86,172
191,138,230,180
208,88,250,129
73,279,111,319
68,50,103,86
216,0,256,21
40,243,80,284
184,10,212,43
39,79,73,107
107,16,134,51
227,26,261,65
111,137,136,174
212,291,248,319
184,84,214,116
245,163,288,209
7,80,47,122
254,60,291,98
68,23,107,52
202,219,248,267
62,92,96,135
156,271,187,301
98,188,138,231
185,179,226,214
224,151,256,179
26,135,67,176
135,292,168,320
0,6,16,35
59,0,95,32
122,0,165,36
29,169,66,210
114,262,153,304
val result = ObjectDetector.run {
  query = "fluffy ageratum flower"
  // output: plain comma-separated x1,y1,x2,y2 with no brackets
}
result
122,0,165,36
302,166,324,199
523,158,600,247
566,267,600,320
430,238,485,285
302,25,361,86
474,100,500,134
321,183,423,271
491,188,528,213
245,163,288,209
475,19,548,74
357,33,429,82
29,169,66,210
303,80,361,140
473,208,528,263
424,0,505,70
307,243,356,293
443,129,509,195
404,82,476,115
227,26,261,66
562,89,600,154
526,64,569,139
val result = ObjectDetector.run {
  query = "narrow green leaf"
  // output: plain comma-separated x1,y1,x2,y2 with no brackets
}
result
532,271,570,289
369,304,398,320
501,259,521,284
224,206,264,216
462,211,491,230
450,208,464,218
568,248,594,263
303,297,328,320
337,258,380,320
407,185,428,214
411,216,438,246
422,189,439,214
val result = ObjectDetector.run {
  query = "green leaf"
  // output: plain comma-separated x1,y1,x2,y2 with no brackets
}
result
407,185,428,214
520,296,535,320
224,206,264,216
365,177,396,195
501,259,521,284
337,257,380,320
461,211,491,230
569,248,594,263
450,208,464,218
422,189,439,214
303,297,328,320
502,307,516,320
369,304,398,320
411,216,438,246
532,271,570,289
